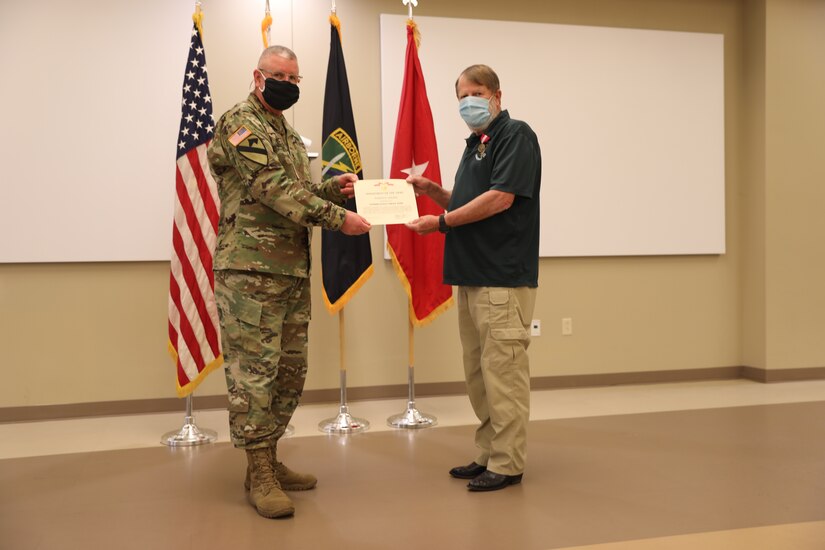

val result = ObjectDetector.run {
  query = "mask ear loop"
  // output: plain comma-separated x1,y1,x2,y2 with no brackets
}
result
251,69,266,93
483,95,498,130
487,95,497,118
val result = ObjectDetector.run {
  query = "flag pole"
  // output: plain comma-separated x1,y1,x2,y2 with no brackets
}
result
403,0,417,19
161,394,217,446
388,304,437,428
319,309,370,433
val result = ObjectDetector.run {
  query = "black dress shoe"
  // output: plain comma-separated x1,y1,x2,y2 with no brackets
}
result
467,470,523,492
449,461,486,479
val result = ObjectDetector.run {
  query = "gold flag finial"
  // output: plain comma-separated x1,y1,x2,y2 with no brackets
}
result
403,0,420,47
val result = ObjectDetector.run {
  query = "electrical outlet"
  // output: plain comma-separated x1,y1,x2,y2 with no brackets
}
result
562,317,573,336
531,319,541,336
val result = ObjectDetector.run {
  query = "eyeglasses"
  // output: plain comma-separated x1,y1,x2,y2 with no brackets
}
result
258,68,302,85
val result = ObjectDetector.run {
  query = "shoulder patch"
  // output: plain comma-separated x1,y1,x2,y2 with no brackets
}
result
228,125,252,146
229,125,268,166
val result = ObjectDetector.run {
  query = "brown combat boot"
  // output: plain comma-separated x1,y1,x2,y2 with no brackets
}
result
244,450,317,491
245,448,294,518
273,452,317,491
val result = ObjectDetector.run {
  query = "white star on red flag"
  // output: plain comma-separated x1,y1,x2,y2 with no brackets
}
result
400,159,429,177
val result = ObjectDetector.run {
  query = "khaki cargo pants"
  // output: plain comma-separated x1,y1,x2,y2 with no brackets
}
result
457,286,537,476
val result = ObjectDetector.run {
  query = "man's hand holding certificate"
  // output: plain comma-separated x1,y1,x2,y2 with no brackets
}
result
354,179,420,225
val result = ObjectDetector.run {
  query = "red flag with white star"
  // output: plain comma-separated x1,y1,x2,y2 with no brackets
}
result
386,20,453,326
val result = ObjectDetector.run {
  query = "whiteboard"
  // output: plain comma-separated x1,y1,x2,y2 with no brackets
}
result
0,0,290,264
379,15,726,256
0,0,194,263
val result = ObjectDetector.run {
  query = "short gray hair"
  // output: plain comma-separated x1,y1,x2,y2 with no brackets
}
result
258,45,297,66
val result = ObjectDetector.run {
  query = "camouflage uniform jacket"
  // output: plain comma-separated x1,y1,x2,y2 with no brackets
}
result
208,93,348,277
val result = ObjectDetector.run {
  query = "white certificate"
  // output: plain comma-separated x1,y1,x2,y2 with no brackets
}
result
354,179,420,225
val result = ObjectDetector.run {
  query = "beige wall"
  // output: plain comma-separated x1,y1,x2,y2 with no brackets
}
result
2,0,823,410
741,0,767,370
762,0,825,369
741,0,825,371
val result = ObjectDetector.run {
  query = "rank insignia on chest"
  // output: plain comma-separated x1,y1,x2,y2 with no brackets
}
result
475,133,491,161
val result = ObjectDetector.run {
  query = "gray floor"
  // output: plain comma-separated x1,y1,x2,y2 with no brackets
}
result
2,401,825,550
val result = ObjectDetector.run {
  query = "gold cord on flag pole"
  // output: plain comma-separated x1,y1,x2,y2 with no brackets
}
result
330,14,341,41
261,0,272,48
192,1,204,39
403,0,421,48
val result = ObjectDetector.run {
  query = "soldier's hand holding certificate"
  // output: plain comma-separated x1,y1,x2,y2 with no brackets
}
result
353,179,420,225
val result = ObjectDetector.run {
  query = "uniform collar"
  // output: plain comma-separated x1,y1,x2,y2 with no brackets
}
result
249,92,286,128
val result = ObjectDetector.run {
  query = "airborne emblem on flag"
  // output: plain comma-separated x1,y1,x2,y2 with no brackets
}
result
321,127,362,176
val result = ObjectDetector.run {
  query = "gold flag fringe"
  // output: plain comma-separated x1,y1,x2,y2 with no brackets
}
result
322,264,375,315
387,244,454,328
168,340,224,398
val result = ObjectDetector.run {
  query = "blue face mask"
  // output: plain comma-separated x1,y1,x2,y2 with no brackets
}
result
458,96,492,129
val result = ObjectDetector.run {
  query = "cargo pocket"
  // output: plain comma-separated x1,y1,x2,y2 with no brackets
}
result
488,288,511,327
491,326,529,342
218,284,263,357
488,288,528,347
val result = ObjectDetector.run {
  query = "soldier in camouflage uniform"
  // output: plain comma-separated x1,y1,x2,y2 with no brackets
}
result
208,45,371,519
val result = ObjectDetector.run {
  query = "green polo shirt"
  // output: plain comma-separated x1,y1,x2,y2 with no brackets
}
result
444,110,541,288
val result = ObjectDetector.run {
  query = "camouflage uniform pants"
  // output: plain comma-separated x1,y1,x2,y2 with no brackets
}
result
215,270,310,450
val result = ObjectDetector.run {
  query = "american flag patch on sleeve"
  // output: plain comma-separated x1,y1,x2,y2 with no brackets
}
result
228,125,251,146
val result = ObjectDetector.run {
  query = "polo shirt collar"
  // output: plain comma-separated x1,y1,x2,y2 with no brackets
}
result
465,109,510,145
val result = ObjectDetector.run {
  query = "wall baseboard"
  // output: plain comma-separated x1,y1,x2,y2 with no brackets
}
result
740,366,825,383
3,365,824,423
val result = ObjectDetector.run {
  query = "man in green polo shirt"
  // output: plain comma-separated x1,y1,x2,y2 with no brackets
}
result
406,64,541,492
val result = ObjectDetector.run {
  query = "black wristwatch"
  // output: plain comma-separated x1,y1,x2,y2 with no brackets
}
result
438,213,451,233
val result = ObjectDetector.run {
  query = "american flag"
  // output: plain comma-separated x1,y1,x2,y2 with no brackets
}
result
167,23,223,397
